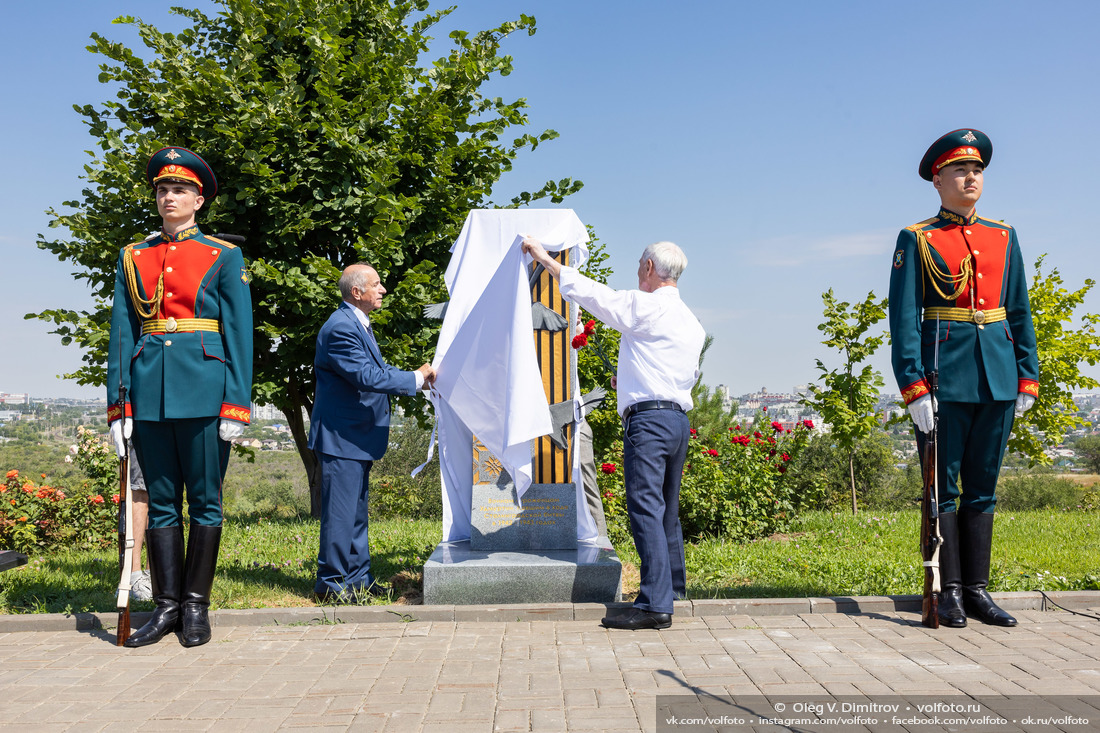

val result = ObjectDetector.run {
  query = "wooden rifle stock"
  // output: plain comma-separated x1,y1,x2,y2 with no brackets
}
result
919,371,940,629
114,329,133,646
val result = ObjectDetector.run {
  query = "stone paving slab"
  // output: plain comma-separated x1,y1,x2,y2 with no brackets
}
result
0,600,1099,732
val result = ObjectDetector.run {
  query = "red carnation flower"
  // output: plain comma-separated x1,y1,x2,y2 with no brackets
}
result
584,319,596,335
571,333,588,349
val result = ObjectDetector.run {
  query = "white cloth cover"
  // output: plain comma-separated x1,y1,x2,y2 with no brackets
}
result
431,209,593,542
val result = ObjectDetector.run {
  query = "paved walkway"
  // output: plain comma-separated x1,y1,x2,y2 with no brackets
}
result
1,594,1099,732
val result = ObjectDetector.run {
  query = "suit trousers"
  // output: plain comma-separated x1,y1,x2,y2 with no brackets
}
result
622,408,689,614
916,400,1015,515
133,417,229,528
315,452,377,595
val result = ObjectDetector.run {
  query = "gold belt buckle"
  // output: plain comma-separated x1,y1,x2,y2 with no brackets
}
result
972,310,986,325
166,317,178,333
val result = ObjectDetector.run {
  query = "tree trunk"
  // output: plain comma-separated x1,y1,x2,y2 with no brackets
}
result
282,379,321,519
849,450,858,515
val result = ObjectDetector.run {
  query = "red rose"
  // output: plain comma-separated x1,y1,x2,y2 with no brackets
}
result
571,333,588,349
778,465,787,473
600,462,616,474
782,453,790,461
707,449,718,457
803,419,815,429
771,421,783,432
762,405,768,412
689,428,697,436
753,431,761,438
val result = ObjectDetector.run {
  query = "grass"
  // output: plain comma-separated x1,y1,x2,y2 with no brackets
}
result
2,510,1097,615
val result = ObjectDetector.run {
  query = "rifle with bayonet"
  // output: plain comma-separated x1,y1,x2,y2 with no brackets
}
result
115,330,134,646
920,318,943,629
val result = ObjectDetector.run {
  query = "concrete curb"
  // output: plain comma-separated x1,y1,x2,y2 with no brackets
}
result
0,590,1096,633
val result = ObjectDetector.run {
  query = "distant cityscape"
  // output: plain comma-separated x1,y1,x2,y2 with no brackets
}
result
3,388,1098,464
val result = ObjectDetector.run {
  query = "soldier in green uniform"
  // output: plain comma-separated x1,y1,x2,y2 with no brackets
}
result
889,129,1038,628
107,147,253,647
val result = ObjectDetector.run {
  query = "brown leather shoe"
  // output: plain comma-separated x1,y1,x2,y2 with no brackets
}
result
601,608,672,630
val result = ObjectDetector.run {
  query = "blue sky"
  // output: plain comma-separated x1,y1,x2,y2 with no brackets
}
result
2,1,1098,399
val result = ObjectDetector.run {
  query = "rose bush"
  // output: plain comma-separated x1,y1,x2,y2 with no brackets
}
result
0,428,120,553
597,412,815,542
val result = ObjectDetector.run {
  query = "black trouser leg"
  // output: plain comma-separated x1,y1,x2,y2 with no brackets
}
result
124,526,183,648
936,511,966,628
181,523,222,647
959,509,1017,627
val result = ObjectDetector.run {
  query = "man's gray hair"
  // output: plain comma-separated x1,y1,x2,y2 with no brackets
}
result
338,263,374,301
641,241,688,282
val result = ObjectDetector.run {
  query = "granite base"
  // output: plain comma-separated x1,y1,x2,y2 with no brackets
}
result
423,539,622,605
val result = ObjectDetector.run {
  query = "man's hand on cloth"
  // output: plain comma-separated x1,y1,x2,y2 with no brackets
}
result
417,364,437,389
521,236,561,279
907,394,937,434
110,418,133,458
1014,393,1036,417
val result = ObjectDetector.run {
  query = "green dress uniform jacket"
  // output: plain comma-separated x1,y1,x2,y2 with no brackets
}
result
889,207,1039,407
107,225,253,426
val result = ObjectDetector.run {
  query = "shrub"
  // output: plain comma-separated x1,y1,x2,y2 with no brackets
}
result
598,413,814,543
369,473,442,520
996,469,1084,511
0,470,117,554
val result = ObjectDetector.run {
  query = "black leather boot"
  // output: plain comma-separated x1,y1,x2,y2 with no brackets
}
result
181,523,222,647
936,512,967,628
124,526,183,647
959,509,1017,626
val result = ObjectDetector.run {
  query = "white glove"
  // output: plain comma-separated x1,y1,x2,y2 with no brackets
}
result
109,418,133,458
218,419,245,442
907,394,935,434
1015,393,1036,417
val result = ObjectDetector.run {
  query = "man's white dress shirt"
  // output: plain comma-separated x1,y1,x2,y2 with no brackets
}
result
557,268,705,415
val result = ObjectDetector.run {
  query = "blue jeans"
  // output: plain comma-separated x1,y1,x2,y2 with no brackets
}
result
622,409,689,614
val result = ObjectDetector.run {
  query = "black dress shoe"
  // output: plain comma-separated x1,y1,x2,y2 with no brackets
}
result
601,608,672,630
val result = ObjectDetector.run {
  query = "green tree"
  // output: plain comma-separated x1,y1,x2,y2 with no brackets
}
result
31,1,581,514
688,336,739,444
1073,434,1100,474
1008,256,1100,465
801,289,887,514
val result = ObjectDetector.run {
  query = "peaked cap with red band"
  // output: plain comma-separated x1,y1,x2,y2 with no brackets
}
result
146,146,218,198
918,128,993,181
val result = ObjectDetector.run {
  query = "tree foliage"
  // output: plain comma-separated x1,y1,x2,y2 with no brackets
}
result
31,0,581,512
1008,256,1100,464
801,289,887,514
1073,435,1100,475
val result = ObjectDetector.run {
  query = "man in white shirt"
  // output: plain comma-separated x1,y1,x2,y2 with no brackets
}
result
522,238,705,630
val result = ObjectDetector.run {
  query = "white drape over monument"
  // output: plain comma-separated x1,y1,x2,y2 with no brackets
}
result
431,209,592,542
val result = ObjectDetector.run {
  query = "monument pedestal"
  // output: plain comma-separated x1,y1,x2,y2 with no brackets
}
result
423,538,621,605
424,478,621,605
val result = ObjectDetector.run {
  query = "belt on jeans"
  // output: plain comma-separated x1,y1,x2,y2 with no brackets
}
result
622,400,684,421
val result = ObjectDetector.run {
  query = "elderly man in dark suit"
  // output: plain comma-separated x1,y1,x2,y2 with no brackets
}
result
309,263,435,602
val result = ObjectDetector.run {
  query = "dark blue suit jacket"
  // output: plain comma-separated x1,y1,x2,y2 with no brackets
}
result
308,303,417,460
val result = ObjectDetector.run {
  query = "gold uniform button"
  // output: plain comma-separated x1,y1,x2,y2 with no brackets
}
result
165,340,173,346
965,229,972,235
1002,231,1007,237
134,250,141,256
977,273,983,279
166,292,173,298
979,298,985,305
166,266,173,273
170,245,177,251
973,250,980,255
211,249,219,256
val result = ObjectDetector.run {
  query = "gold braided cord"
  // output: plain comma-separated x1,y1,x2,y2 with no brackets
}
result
122,245,163,320
913,228,972,301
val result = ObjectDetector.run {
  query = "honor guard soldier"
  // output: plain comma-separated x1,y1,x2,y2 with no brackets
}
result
107,147,253,647
889,129,1038,628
